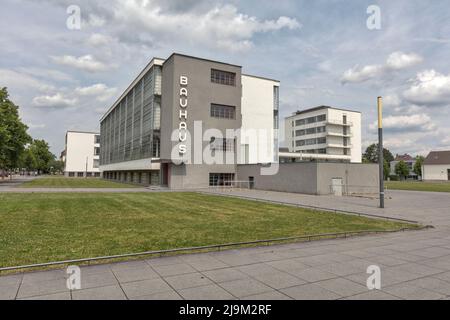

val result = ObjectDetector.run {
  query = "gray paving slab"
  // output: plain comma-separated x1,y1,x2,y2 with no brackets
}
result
131,291,182,300
177,284,235,300
19,292,71,300
383,283,445,300
152,263,197,277
17,278,69,299
315,278,368,297
120,278,172,298
280,283,341,300
80,271,118,289
219,279,273,298
202,268,249,283
112,265,160,283
165,272,213,290
72,285,127,300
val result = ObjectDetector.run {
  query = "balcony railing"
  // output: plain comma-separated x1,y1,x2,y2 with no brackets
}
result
326,119,352,126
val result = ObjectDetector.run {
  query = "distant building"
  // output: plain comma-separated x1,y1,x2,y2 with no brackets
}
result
284,106,362,163
390,154,418,180
422,150,450,181
63,131,101,177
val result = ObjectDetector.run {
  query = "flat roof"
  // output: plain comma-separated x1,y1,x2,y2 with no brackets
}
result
242,73,280,83
287,105,361,118
100,57,165,122
163,52,242,68
66,130,99,135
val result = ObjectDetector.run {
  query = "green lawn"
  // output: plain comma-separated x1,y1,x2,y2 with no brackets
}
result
0,192,417,268
19,176,137,188
386,181,450,193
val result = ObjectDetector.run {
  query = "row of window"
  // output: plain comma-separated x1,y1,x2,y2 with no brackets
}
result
211,69,236,86
210,104,235,119
209,173,235,186
210,138,235,152
296,137,327,147
295,126,326,137
68,172,101,177
294,114,326,126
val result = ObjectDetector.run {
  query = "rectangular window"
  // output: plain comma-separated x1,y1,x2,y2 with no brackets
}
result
210,137,235,152
211,69,236,86
306,127,316,135
94,147,100,156
295,119,306,126
210,104,236,119
296,130,305,136
296,140,305,147
317,137,327,144
77,172,84,177
317,114,326,122
317,126,326,133
209,173,235,186
95,135,100,144
93,159,99,168
68,172,75,177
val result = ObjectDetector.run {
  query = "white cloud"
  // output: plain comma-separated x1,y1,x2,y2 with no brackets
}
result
75,83,117,102
341,51,423,84
369,113,436,132
386,52,423,70
87,33,114,47
107,2,300,52
32,93,77,109
0,68,53,91
341,64,383,83
403,69,450,106
51,55,111,72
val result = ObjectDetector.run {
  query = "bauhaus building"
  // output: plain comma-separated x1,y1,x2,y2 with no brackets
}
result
100,53,279,189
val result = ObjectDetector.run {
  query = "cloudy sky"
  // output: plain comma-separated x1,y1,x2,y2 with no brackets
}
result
1,0,450,156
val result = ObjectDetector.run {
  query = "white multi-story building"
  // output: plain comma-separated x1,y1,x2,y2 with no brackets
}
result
284,106,362,163
63,131,101,177
100,53,279,188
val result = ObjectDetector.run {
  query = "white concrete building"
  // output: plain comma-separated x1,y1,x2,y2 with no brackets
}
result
422,150,450,181
284,106,362,163
63,131,101,177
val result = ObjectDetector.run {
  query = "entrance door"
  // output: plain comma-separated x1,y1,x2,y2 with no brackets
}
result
249,176,255,189
448,169,450,181
331,178,343,196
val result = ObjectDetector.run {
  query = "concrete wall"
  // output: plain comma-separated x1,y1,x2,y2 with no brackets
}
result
315,162,378,195
236,162,378,195
236,162,318,194
423,164,450,181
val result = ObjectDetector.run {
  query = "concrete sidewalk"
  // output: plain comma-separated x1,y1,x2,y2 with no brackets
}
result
2,228,450,300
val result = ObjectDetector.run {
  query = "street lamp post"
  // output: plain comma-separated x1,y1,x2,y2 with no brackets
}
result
378,97,385,208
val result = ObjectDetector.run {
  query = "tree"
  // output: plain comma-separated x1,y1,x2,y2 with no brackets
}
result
49,159,64,174
20,148,38,172
28,139,54,174
414,155,424,177
395,160,410,180
363,143,394,163
0,87,31,177
383,160,390,180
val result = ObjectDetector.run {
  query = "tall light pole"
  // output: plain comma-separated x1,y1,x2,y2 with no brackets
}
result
378,97,385,208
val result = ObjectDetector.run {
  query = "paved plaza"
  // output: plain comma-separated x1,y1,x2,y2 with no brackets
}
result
1,188,449,300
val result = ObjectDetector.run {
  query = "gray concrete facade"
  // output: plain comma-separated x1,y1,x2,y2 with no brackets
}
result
160,54,242,189
236,162,379,195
